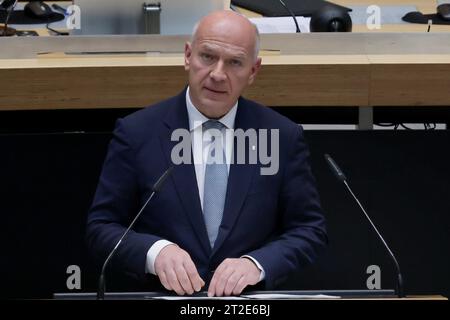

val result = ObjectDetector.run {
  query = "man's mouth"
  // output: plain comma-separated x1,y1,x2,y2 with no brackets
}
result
204,87,227,94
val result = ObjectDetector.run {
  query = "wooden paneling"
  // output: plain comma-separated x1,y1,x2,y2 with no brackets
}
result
370,64,450,106
246,63,369,107
0,53,371,109
0,65,187,110
1,34,450,110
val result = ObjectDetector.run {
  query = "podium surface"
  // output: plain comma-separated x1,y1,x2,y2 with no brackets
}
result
53,290,447,300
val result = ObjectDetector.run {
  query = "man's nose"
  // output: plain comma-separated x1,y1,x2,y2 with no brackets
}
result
210,61,226,82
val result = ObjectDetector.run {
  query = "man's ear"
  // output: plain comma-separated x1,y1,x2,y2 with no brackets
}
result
247,57,262,85
184,42,192,71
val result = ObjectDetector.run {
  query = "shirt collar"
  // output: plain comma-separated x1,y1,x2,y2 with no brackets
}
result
186,86,237,132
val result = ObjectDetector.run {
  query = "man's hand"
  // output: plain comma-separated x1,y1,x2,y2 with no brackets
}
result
208,258,261,297
154,244,205,295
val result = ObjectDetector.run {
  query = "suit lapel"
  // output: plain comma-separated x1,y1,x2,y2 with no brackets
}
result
160,91,211,255
211,98,259,256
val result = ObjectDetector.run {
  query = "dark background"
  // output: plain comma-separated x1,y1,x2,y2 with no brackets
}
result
0,109,449,299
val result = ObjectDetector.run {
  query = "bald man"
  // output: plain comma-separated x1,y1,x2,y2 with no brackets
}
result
87,11,327,297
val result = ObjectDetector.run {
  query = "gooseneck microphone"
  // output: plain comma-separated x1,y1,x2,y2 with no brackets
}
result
277,0,301,33
1,0,18,36
97,166,174,300
324,154,405,298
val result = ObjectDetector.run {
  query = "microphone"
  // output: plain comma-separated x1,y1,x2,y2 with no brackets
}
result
0,0,18,36
97,166,174,300
309,5,352,32
324,154,405,298
277,0,301,33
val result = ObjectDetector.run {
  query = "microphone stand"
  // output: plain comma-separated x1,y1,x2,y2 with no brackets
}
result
342,179,404,298
278,0,301,33
1,0,18,36
97,166,173,300
324,154,405,298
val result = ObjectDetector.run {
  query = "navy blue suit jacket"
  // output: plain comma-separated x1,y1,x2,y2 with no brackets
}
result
87,89,327,290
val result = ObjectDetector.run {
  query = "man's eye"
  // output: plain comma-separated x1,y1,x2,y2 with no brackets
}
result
229,59,242,67
201,53,214,62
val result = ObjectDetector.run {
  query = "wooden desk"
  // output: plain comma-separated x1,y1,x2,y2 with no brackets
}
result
336,0,436,15
237,0,450,33
1,33,449,105
0,53,370,107
5,0,450,35
1,27,450,128
52,290,448,300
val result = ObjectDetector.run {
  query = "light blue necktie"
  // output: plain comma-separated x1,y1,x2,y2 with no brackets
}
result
203,120,228,248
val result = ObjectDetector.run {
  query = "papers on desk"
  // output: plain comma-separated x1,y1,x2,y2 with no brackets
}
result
250,17,311,33
241,293,341,299
148,296,247,300
148,293,340,300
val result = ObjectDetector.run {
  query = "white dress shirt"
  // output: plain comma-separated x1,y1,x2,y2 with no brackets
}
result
145,87,265,282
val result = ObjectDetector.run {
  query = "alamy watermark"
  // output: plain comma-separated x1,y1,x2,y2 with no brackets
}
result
62,4,382,32
170,124,280,176
66,5,81,30
366,5,381,30
66,265,81,290
366,264,381,289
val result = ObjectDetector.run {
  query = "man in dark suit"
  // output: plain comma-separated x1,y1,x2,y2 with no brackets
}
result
86,10,327,297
